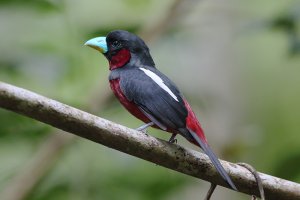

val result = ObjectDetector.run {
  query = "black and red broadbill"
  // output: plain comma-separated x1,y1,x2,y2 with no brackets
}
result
85,30,237,190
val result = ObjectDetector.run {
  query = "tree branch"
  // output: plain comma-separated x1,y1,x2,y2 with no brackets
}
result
0,81,300,200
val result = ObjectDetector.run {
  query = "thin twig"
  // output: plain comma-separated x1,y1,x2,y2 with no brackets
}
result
204,183,217,200
238,163,266,200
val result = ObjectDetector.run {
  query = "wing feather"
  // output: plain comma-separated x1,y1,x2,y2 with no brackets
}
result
120,67,188,130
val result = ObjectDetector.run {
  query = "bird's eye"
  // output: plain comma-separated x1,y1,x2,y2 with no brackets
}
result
112,40,121,48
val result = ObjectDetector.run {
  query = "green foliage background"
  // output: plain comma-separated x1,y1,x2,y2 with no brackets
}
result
0,0,299,199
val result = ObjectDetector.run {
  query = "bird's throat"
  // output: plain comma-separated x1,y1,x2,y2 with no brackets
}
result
109,49,131,70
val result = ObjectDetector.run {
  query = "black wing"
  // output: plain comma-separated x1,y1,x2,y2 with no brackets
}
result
119,67,188,130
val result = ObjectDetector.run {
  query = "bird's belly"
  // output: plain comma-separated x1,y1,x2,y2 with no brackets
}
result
109,79,150,123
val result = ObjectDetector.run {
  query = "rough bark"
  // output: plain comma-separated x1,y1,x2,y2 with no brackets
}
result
0,81,300,200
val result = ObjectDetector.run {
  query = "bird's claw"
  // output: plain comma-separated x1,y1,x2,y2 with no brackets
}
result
251,195,257,200
168,138,177,144
140,129,148,134
168,133,177,144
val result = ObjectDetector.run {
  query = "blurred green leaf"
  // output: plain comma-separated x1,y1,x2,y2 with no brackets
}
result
0,0,62,12
0,109,50,141
273,152,300,181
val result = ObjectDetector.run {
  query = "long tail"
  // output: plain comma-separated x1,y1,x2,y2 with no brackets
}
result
188,128,237,191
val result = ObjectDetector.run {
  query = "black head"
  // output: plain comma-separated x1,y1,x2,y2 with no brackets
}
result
106,30,155,67
85,30,155,69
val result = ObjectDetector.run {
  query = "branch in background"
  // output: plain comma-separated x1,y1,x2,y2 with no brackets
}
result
139,0,200,43
1,133,73,200
1,82,300,200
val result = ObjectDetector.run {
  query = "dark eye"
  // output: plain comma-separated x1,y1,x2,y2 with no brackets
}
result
112,40,121,48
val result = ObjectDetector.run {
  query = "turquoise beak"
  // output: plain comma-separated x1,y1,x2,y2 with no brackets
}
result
84,37,108,53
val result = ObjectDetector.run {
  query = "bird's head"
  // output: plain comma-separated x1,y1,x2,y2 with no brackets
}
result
85,30,155,70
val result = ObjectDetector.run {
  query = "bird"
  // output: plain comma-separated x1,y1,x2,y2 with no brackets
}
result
85,30,237,191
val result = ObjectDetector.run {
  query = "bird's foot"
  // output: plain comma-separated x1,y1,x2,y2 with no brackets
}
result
237,162,265,200
169,138,177,144
168,133,177,144
136,122,154,134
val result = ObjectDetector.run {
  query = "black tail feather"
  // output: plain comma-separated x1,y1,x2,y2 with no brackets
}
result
188,129,238,191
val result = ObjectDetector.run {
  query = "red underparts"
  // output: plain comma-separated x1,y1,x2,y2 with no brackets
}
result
109,79,150,123
109,49,131,70
109,77,207,144
109,79,175,133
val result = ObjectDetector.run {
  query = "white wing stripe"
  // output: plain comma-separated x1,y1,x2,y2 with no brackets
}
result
139,68,179,102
